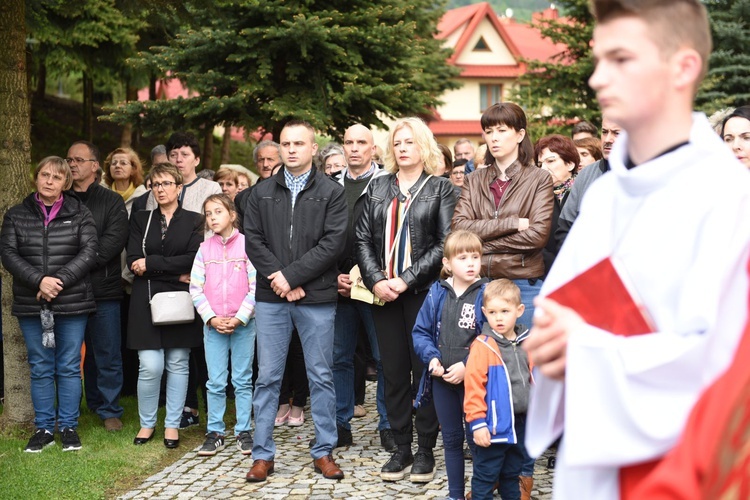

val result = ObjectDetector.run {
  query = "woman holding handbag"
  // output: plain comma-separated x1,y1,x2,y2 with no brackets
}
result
127,163,203,448
355,117,456,483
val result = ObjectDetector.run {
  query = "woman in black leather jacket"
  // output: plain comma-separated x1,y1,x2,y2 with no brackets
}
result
1,156,98,453
355,117,456,483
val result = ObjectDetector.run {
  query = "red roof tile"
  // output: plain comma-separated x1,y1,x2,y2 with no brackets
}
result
501,19,565,63
429,120,482,136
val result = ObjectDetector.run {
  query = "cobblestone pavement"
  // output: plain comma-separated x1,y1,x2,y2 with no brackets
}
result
120,382,554,499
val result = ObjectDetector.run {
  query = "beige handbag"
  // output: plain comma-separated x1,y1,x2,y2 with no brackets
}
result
349,264,385,306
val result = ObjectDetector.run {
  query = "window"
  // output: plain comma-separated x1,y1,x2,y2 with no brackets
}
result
480,84,502,111
473,36,490,51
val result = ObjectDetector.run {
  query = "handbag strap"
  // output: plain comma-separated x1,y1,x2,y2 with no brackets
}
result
142,210,154,302
385,174,433,277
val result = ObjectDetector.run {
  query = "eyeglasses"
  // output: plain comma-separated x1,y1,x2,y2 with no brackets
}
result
538,155,560,167
451,171,465,177
152,181,177,190
65,157,96,165
110,160,131,166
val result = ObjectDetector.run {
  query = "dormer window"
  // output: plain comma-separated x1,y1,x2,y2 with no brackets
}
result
473,36,490,51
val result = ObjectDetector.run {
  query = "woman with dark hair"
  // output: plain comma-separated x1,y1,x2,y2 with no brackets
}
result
1,156,98,452
535,134,580,277
127,163,204,449
453,103,552,497
453,102,553,320
721,105,750,169
437,143,453,177
536,134,579,209
356,117,456,483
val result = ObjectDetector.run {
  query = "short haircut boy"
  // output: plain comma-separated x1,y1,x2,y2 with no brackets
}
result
441,230,483,279
483,279,521,307
591,0,711,89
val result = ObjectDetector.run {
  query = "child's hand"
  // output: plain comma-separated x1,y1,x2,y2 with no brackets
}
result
428,358,444,378
474,427,491,448
443,362,465,384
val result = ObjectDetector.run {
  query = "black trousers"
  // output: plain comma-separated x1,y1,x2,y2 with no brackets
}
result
372,290,438,449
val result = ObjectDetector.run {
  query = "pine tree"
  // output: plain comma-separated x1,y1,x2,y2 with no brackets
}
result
515,0,597,136
697,0,750,111
106,0,460,141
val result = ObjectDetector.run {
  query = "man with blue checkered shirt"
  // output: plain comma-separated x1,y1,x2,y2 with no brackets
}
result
244,120,348,483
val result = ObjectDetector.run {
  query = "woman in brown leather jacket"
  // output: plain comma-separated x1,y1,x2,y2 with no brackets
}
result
452,102,553,496
452,102,553,329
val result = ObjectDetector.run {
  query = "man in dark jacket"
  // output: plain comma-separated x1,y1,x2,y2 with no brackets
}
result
331,124,392,451
244,121,347,483
67,141,129,431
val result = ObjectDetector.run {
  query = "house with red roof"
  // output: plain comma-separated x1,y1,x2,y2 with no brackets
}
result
428,2,565,151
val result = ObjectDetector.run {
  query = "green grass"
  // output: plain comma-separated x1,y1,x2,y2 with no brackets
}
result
0,395,209,500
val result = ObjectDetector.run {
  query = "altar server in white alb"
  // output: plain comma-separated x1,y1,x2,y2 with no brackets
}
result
523,1,750,499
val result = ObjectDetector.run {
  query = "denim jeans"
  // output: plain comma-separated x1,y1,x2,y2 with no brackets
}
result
204,319,256,435
471,416,526,500
252,301,337,461
333,298,388,431
137,348,190,429
19,314,88,430
83,300,124,419
513,278,543,331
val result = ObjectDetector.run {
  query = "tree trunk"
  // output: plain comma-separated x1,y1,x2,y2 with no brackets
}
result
220,125,232,164
120,82,138,147
0,0,35,430
202,127,214,170
81,72,94,141
149,74,157,101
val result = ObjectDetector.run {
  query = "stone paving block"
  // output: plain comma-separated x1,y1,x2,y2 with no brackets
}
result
119,380,557,499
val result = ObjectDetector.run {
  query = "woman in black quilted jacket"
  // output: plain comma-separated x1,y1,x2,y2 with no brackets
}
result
1,156,98,453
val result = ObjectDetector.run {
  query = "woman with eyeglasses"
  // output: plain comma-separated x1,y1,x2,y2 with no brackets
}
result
534,134,580,279
126,163,203,449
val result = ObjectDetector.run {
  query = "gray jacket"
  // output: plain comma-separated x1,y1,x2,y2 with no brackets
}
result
483,322,531,414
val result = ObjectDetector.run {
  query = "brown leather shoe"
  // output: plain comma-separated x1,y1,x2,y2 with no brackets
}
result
103,417,123,432
246,459,274,482
313,454,344,480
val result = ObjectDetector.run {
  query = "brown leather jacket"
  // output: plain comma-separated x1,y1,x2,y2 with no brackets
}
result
452,160,554,280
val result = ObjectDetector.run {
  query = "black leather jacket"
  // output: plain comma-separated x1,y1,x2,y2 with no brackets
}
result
355,172,456,293
1,193,98,316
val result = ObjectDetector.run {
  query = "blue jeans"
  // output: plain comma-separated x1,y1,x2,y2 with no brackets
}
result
19,314,88,430
83,300,124,419
471,416,526,500
513,278,543,331
204,319,256,435
252,301,337,460
137,348,190,429
333,298,388,431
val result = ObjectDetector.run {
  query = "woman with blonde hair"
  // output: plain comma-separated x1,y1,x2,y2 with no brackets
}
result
103,147,147,215
355,117,456,483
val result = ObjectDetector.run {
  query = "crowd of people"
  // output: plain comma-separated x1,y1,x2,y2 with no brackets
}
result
1,0,749,499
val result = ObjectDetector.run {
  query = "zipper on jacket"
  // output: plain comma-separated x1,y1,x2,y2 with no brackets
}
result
491,399,498,435
513,341,527,390
222,240,229,317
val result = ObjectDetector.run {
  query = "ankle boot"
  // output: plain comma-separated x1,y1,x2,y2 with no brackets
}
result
520,476,533,500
